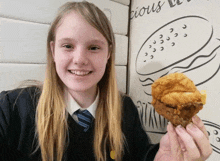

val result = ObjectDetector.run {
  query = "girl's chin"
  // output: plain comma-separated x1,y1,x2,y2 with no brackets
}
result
65,84,97,93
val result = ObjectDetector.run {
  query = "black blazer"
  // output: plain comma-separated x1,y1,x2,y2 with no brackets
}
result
0,87,159,161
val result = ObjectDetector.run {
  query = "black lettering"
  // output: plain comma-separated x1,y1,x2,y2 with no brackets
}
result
139,7,146,16
130,1,166,20
130,11,135,19
168,0,176,7
168,0,188,8
177,0,184,5
135,7,139,18
145,6,152,14
151,3,157,12
156,1,166,13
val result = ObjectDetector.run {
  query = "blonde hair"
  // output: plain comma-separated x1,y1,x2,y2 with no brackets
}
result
36,1,125,161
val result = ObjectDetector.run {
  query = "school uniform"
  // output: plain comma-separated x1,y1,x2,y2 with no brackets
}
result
0,87,159,161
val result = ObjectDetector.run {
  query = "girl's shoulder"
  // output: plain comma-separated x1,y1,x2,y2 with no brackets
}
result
121,93,135,106
121,93,138,115
0,86,41,112
1,86,40,100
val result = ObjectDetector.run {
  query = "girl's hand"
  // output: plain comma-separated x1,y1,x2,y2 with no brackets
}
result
154,115,213,161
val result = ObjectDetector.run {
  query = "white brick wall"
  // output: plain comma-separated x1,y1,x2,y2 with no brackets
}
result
0,0,129,93
110,0,130,6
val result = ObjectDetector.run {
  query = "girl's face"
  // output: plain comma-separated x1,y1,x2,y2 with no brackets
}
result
50,11,109,95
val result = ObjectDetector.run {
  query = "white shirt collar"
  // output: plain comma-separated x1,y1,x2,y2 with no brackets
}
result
65,89,99,118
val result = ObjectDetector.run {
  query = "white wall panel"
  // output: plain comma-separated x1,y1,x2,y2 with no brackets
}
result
109,0,128,35
0,17,48,63
0,0,128,35
115,34,128,65
86,0,129,35
0,63,46,92
0,0,62,24
110,0,130,6
115,66,126,93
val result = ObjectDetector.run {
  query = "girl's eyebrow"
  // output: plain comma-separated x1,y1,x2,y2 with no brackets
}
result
87,39,106,45
58,38,74,43
58,37,106,45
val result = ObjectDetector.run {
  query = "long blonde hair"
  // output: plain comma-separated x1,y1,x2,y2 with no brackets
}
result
36,1,125,161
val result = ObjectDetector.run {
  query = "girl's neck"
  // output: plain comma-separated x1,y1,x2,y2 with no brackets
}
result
68,86,98,108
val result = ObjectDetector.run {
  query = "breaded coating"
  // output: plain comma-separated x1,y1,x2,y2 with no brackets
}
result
151,73,204,127
153,99,203,127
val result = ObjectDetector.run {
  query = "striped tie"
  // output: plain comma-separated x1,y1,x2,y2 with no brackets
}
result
74,110,93,132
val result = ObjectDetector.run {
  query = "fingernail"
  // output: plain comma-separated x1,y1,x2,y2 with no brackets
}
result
188,123,196,131
168,121,171,126
192,115,199,123
167,122,173,131
176,125,184,133
169,123,178,133
181,148,187,152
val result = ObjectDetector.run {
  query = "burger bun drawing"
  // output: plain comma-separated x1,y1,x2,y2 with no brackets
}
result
136,16,213,76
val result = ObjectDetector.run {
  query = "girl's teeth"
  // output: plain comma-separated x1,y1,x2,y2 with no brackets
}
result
70,70,90,76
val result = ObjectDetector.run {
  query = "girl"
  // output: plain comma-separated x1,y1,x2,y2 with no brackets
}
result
0,1,212,161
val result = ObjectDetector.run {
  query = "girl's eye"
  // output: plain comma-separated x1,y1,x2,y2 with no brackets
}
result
63,45,72,49
89,46,100,50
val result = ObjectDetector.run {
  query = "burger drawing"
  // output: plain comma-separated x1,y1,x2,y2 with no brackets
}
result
202,120,220,154
135,15,220,136
135,15,220,96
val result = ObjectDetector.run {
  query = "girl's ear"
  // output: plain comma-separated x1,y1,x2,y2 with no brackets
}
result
50,41,55,60
107,52,110,60
108,45,112,60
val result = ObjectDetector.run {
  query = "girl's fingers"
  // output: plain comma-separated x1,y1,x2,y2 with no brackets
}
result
186,122,213,160
192,115,209,140
175,125,201,160
167,123,182,157
159,131,170,150
177,136,186,152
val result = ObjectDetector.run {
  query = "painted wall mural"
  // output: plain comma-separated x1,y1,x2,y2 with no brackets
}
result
129,0,220,160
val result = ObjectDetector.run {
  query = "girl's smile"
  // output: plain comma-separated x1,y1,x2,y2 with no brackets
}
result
68,70,92,76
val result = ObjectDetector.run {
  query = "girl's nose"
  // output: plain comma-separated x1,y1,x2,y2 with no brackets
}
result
73,48,88,65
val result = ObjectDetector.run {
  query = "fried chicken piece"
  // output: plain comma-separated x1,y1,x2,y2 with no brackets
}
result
151,73,205,127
